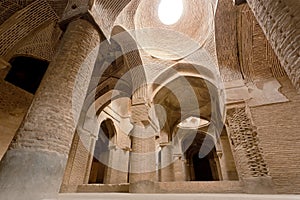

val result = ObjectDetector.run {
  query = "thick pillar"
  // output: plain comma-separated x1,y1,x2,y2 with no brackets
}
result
226,106,275,193
217,152,229,181
129,125,157,192
84,137,97,184
0,19,100,199
218,133,239,181
246,0,300,91
129,135,156,182
173,155,186,181
160,144,174,182
60,127,97,192
105,147,130,184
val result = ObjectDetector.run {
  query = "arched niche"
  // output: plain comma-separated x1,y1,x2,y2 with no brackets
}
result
89,119,117,184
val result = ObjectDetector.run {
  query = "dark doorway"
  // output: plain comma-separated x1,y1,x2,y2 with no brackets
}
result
192,153,213,181
184,132,221,181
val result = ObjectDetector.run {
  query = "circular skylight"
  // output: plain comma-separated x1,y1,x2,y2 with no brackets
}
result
177,116,210,129
158,0,184,25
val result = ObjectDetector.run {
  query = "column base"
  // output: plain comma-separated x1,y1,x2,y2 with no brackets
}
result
242,176,276,194
0,149,67,200
129,180,155,193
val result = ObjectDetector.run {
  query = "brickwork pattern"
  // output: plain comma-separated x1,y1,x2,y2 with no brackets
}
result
237,4,286,82
0,0,66,24
91,0,131,38
61,129,95,192
113,0,140,31
111,29,147,104
0,0,58,59
215,0,243,82
0,69,33,159
61,0,89,23
246,0,300,91
216,0,287,83
227,107,269,178
155,181,243,193
130,135,157,183
14,22,62,61
250,77,300,194
0,1,36,20
105,149,129,184
159,145,174,182
46,0,68,17
9,19,100,155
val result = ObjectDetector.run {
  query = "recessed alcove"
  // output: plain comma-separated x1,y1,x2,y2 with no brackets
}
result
5,56,48,94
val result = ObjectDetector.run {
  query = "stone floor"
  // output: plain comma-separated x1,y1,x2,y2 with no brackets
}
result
58,193,300,200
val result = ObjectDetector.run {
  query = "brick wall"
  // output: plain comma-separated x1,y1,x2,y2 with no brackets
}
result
250,77,300,194
0,67,33,160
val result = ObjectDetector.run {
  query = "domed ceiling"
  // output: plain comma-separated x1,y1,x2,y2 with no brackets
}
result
133,0,217,60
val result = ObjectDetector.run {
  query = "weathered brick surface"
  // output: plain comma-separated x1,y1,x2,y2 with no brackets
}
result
60,130,93,193
216,0,287,83
215,0,243,82
9,19,100,155
160,144,175,182
90,0,131,38
0,0,66,24
0,0,58,59
250,77,300,194
0,68,33,160
15,22,62,61
227,107,270,179
246,0,300,91
155,181,243,193
0,0,299,195
219,133,239,181
130,135,157,183
237,4,286,82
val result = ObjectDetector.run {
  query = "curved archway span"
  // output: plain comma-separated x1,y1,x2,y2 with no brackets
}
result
111,25,148,103
89,118,117,184
149,60,225,148
0,1,58,60
181,131,221,181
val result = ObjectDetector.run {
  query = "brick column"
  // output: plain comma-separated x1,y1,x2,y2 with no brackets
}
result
0,19,100,199
246,0,300,91
104,147,130,184
129,125,157,192
84,136,97,184
129,135,156,182
160,143,174,182
60,127,98,192
173,155,186,181
226,106,274,193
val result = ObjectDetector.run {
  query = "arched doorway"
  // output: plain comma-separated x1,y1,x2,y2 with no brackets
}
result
184,132,221,181
89,119,116,184
190,148,219,181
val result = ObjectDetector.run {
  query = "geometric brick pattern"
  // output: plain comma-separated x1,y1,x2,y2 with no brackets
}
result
9,19,100,155
90,0,131,38
246,0,300,91
0,0,66,25
227,107,270,178
0,0,58,59
237,4,286,82
15,22,62,61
